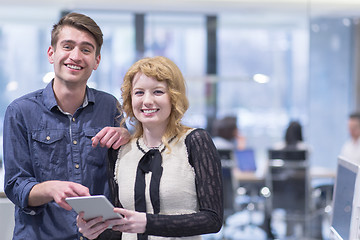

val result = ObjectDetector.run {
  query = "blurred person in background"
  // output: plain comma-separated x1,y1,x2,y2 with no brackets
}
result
272,120,308,151
341,112,360,165
211,116,246,152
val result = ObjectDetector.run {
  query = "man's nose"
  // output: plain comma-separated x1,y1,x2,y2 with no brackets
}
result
69,48,81,61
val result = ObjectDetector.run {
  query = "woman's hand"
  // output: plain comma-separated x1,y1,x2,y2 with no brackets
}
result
76,212,109,239
106,208,147,234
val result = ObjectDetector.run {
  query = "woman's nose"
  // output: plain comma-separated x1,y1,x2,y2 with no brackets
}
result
143,92,154,104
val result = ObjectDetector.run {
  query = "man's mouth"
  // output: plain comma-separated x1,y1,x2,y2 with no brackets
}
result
66,64,82,70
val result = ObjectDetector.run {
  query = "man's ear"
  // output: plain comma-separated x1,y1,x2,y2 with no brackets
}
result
47,46,55,64
93,54,101,70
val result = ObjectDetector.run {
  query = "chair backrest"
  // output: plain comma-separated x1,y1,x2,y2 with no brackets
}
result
268,149,307,161
267,148,309,214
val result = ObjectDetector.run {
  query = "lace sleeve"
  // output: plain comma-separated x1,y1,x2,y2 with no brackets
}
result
145,128,223,237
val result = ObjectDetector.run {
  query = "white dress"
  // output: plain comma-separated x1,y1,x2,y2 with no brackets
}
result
115,129,202,240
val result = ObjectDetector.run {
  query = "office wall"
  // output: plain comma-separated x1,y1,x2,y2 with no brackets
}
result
0,5,354,170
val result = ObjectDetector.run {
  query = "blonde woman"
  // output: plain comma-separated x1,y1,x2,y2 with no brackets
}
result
77,56,223,240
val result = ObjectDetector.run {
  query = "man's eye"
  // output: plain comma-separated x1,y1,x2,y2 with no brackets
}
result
82,49,91,54
63,45,71,50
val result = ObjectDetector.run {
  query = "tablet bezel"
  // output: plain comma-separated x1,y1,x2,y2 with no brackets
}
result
65,195,122,221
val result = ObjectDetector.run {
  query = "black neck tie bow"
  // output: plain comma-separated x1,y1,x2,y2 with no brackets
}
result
134,149,163,240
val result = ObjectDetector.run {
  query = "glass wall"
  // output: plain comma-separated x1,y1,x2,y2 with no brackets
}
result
217,13,309,165
73,10,135,99
308,16,354,169
0,4,356,171
144,13,207,128
0,7,60,165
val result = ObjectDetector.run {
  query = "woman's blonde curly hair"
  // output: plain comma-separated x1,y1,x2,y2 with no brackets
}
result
121,56,190,148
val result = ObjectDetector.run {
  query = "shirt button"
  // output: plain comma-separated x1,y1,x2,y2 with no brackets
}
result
75,164,80,169
46,136,50,141
72,117,75,122
73,140,77,145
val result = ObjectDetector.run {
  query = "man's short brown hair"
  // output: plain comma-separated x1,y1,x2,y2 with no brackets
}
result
51,12,103,56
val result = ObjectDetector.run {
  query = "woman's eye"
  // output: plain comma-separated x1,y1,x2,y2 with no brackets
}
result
154,90,164,95
134,91,144,96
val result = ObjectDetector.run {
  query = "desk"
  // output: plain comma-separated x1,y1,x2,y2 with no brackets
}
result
232,168,265,182
0,169,14,240
0,168,5,198
0,198,15,240
232,165,336,183
310,166,336,179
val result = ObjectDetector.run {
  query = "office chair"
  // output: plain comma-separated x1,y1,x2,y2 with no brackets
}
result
265,149,310,239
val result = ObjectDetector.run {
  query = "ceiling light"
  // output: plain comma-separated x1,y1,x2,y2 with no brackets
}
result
253,73,270,83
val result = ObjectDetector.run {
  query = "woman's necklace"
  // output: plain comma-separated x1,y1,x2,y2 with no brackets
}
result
147,143,163,150
143,137,163,149
136,136,177,154
136,138,165,154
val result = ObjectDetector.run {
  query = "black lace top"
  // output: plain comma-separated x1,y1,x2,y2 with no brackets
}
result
101,128,223,239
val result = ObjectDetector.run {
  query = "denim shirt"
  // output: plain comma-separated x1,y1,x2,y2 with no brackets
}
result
3,81,121,240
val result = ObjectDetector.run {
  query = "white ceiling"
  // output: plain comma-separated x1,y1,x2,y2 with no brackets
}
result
1,0,360,17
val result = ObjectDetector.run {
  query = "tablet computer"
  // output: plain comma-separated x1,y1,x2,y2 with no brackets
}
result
65,195,122,221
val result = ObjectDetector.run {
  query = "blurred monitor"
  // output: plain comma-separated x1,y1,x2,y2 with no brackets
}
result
330,156,360,240
235,149,257,172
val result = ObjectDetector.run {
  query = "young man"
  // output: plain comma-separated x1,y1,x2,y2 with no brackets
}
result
3,12,130,239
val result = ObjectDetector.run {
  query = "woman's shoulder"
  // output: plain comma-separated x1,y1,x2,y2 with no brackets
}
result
184,128,214,146
184,128,209,139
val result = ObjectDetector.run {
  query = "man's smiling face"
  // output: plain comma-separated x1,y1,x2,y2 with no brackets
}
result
47,26,100,86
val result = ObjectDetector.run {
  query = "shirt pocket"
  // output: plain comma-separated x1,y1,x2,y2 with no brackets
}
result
83,128,107,167
31,130,68,180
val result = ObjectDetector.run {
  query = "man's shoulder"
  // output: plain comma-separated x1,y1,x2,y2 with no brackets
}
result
88,87,118,101
8,88,44,108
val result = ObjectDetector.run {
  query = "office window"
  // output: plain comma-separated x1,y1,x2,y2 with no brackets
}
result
217,14,309,161
76,11,135,99
308,17,353,169
0,9,136,164
0,9,57,164
144,13,207,128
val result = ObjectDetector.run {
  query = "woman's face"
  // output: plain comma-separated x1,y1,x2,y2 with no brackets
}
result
131,73,171,130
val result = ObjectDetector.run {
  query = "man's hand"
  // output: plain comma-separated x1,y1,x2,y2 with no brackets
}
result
28,180,90,210
92,127,130,149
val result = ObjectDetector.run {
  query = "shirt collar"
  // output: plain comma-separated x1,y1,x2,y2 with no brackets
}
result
43,79,95,111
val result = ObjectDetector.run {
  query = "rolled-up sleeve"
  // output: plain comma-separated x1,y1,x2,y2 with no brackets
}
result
3,103,42,213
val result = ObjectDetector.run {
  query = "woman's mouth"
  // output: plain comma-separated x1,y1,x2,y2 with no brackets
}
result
142,109,158,114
